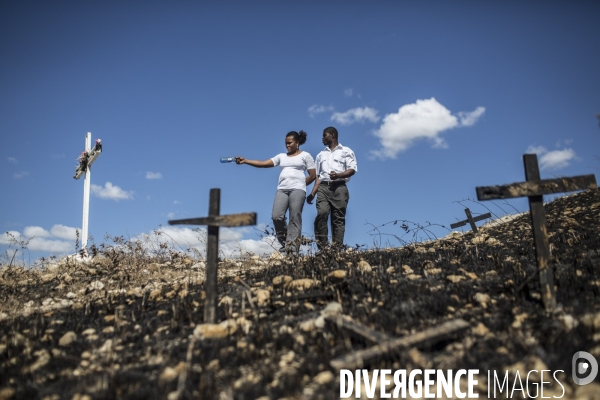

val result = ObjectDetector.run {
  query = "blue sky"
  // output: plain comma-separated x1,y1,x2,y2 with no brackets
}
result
1,1,599,260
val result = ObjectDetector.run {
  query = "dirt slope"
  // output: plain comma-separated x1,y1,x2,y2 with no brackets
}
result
1,189,599,399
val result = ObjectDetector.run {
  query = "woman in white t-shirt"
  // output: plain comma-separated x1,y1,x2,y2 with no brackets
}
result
235,131,316,255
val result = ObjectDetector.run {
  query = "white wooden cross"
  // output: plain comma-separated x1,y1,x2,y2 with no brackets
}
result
73,132,102,252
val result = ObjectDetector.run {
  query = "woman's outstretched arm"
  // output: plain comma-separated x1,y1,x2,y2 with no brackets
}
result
235,157,274,168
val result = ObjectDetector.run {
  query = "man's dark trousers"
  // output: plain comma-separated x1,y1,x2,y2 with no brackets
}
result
314,182,349,249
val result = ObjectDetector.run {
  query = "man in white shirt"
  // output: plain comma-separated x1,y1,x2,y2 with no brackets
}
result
307,126,357,251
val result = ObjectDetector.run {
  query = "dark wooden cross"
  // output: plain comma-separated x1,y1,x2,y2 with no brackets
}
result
450,208,491,234
168,188,256,323
476,154,597,311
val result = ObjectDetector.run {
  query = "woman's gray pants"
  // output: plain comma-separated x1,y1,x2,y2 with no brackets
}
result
272,189,305,251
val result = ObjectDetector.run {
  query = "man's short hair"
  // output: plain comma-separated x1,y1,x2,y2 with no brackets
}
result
323,126,338,140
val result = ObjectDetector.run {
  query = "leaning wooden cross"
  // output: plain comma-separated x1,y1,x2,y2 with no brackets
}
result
328,318,469,370
450,208,491,234
476,154,597,312
168,188,256,323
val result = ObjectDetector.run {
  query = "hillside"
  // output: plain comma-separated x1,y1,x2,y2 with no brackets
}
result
1,188,599,399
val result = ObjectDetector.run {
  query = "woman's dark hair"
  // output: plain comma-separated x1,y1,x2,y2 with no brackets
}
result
286,130,307,145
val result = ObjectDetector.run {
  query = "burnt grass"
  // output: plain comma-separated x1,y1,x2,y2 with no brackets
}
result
1,189,599,399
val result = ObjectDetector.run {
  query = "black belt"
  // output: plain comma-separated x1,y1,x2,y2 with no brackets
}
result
321,180,346,187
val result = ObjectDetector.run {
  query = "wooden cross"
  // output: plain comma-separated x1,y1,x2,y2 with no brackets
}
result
168,188,256,323
450,208,491,234
476,154,597,311
329,318,469,370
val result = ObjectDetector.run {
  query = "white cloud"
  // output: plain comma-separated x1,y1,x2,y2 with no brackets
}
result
526,145,577,171
0,223,278,258
344,88,353,97
0,231,24,246
7,157,17,164
526,145,548,155
540,149,576,171
173,200,180,205
1,224,79,253
457,107,486,127
13,171,29,179
331,107,380,126
229,237,278,256
135,226,277,258
50,224,78,241
91,182,133,201
146,172,162,180
23,226,50,238
27,237,73,252
370,98,485,159
0,231,23,244
167,212,175,219
308,104,334,118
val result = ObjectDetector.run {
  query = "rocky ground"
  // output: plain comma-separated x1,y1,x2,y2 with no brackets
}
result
1,188,599,400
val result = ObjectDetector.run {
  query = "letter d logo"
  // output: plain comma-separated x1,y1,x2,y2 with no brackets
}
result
572,351,598,385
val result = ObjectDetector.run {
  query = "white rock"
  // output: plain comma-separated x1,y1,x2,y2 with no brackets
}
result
446,275,465,283
98,339,113,353
88,281,104,291
66,292,77,299
82,328,96,336
46,263,60,271
59,331,77,347
167,391,180,400
193,319,238,339
25,350,51,373
279,325,293,334
272,275,293,286
313,371,334,385
286,279,318,291
327,270,347,279
474,292,491,307
218,296,234,306
236,317,252,334
321,302,342,317
314,316,326,329
487,237,501,246
471,235,489,245
299,319,316,332
255,290,270,306
445,231,463,239
472,323,490,336
559,314,578,331
581,313,600,329
358,260,372,272
159,362,184,383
